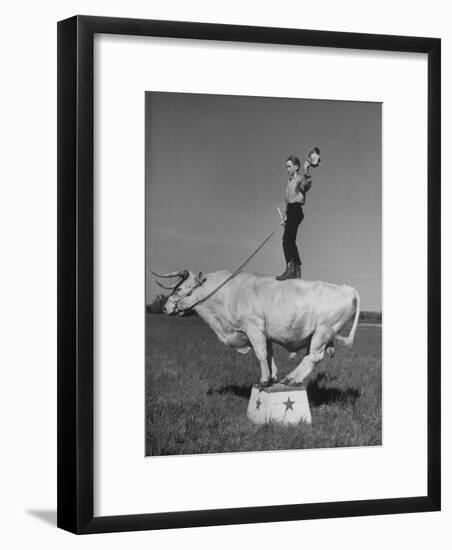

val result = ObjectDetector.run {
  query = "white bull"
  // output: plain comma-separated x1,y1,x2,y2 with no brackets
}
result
156,270,360,387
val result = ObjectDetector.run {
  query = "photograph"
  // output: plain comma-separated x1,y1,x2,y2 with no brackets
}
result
145,91,382,456
0,0,444,543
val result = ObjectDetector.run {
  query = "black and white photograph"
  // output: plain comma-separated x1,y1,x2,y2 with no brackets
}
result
0,1,445,544
146,91,382,456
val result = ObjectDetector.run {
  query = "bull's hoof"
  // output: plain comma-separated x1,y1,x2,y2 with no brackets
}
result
280,377,305,388
288,352,298,361
280,376,294,386
256,380,273,390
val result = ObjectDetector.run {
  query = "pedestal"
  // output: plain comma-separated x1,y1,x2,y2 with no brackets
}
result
247,383,312,425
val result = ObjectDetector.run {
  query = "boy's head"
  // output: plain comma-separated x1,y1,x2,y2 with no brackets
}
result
286,155,301,176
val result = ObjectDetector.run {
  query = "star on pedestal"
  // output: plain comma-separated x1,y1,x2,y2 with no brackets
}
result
256,398,262,410
283,397,295,411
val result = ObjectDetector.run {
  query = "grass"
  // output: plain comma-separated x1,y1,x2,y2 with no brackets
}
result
146,314,382,456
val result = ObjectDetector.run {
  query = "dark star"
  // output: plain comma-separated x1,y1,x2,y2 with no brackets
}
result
256,398,262,410
283,397,295,411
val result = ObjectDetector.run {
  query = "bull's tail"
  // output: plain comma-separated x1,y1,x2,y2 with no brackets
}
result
335,289,360,348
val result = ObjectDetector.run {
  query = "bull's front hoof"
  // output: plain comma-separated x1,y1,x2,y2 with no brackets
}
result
280,377,305,388
279,376,292,385
257,380,273,390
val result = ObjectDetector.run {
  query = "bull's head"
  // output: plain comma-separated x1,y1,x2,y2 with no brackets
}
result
151,269,207,315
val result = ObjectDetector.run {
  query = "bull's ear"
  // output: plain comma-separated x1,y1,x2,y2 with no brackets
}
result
196,271,207,285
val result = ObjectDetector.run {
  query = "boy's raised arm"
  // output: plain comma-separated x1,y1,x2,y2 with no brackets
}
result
297,174,312,193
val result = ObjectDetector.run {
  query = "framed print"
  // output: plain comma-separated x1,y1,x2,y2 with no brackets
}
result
57,16,441,534
145,91,382,455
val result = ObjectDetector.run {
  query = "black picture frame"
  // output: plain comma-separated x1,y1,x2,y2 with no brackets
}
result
57,15,441,534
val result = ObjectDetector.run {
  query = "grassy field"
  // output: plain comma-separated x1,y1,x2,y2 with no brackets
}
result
146,313,382,456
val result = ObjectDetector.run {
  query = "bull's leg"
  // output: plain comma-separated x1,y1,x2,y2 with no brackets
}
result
267,341,278,383
282,325,333,386
245,325,271,386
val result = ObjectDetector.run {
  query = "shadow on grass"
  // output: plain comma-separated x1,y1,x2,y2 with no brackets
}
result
207,374,361,406
207,384,252,399
307,372,360,407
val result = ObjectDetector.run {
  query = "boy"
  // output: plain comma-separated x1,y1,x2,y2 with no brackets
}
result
276,148,320,280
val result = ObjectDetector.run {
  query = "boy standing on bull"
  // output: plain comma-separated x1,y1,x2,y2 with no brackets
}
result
276,147,321,281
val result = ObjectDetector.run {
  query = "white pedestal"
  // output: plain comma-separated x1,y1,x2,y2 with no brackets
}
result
247,383,312,425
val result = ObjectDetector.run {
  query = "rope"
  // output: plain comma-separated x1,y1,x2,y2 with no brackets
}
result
187,221,283,309
183,147,321,311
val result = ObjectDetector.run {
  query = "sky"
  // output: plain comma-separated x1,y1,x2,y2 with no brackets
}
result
145,92,381,310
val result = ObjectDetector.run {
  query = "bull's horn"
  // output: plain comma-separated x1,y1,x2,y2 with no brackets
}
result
155,280,181,290
151,269,184,278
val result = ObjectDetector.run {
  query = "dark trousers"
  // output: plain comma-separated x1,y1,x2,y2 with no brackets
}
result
282,202,304,265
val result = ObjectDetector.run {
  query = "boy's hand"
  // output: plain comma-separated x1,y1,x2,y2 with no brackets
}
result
277,207,287,226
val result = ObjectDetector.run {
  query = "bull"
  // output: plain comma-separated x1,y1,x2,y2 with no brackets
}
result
152,269,360,387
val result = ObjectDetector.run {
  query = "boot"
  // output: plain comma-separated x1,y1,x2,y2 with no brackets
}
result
276,259,295,281
294,262,302,279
